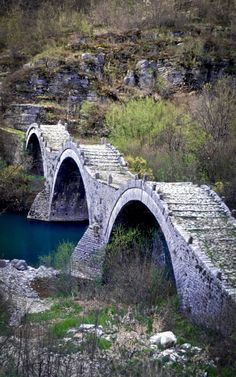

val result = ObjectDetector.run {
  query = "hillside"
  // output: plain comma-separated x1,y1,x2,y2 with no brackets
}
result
0,0,236,212
0,2,236,376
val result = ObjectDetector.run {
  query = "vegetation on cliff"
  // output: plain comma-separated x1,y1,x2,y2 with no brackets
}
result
0,0,235,211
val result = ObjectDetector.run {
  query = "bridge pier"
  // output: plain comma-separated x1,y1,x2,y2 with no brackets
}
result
71,224,106,279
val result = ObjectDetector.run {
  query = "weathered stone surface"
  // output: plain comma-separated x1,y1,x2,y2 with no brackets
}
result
0,260,10,268
150,331,177,348
11,259,28,271
124,58,233,92
0,262,58,324
0,127,24,164
4,104,46,131
135,59,156,89
124,70,136,86
79,324,104,336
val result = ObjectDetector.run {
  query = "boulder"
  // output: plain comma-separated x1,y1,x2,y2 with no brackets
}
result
11,259,28,271
79,324,103,337
0,260,10,268
150,331,177,348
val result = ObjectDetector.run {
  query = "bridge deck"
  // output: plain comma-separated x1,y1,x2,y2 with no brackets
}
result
152,182,236,290
80,144,133,185
39,124,70,150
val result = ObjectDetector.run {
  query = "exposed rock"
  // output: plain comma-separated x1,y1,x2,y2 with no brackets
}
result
0,259,10,268
0,262,58,325
124,70,136,86
156,348,181,363
135,59,157,89
150,331,177,348
78,324,104,337
4,104,46,131
11,259,28,271
167,68,186,87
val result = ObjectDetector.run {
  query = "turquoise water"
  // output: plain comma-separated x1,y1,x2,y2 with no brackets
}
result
0,213,88,266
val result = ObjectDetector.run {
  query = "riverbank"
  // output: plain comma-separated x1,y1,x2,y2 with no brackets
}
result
0,258,235,377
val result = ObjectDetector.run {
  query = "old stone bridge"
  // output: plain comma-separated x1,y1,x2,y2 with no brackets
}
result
26,122,236,335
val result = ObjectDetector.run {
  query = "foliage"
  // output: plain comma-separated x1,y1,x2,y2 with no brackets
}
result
126,156,154,180
49,306,113,338
76,100,110,137
107,83,236,208
107,98,205,182
0,2,92,57
104,226,175,306
26,298,83,322
38,241,77,296
0,159,44,213
39,241,75,271
192,77,236,207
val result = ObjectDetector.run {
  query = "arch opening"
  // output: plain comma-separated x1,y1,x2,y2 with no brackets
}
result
26,134,44,176
109,201,174,275
51,157,89,222
104,200,176,300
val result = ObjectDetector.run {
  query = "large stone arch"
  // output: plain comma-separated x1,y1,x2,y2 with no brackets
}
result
49,148,91,223
104,187,170,243
104,181,188,297
25,125,47,177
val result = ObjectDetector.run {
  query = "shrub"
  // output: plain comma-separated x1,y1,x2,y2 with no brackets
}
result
39,241,77,296
126,156,154,180
103,226,175,306
39,241,75,271
192,77,236,207
0,160,44,213
0,2,92,57
107,98,205,182
75,100,110,137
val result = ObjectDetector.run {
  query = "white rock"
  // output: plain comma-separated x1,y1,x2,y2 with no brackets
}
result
181,343,192,350
79,324,103,337
150,331,177,348
157,348,179,362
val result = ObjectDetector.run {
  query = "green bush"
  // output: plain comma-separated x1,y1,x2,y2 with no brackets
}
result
103,226,175,306
39,241,75,271
0,160,44,213
107,98,205,182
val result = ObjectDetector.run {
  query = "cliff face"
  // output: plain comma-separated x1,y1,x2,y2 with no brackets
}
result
0,28,235,163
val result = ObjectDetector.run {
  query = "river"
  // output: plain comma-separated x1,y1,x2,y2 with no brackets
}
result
0,213,88,266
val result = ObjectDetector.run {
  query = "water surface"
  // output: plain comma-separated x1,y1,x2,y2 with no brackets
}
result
0,213,88,266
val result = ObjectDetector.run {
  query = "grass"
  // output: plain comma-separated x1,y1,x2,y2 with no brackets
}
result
26,300,117,339
0,126,25,138
25,298,83,322
49,306,115,338
84,334,112,350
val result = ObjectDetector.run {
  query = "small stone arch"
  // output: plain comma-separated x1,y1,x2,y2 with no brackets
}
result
26,126,46,176
49,149,90,223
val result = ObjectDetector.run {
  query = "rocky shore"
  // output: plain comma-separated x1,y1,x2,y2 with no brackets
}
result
0,259,58,325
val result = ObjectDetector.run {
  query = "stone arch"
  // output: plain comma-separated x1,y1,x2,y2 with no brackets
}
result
26,126,46,176
49,149,90,222
104,186,177,285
